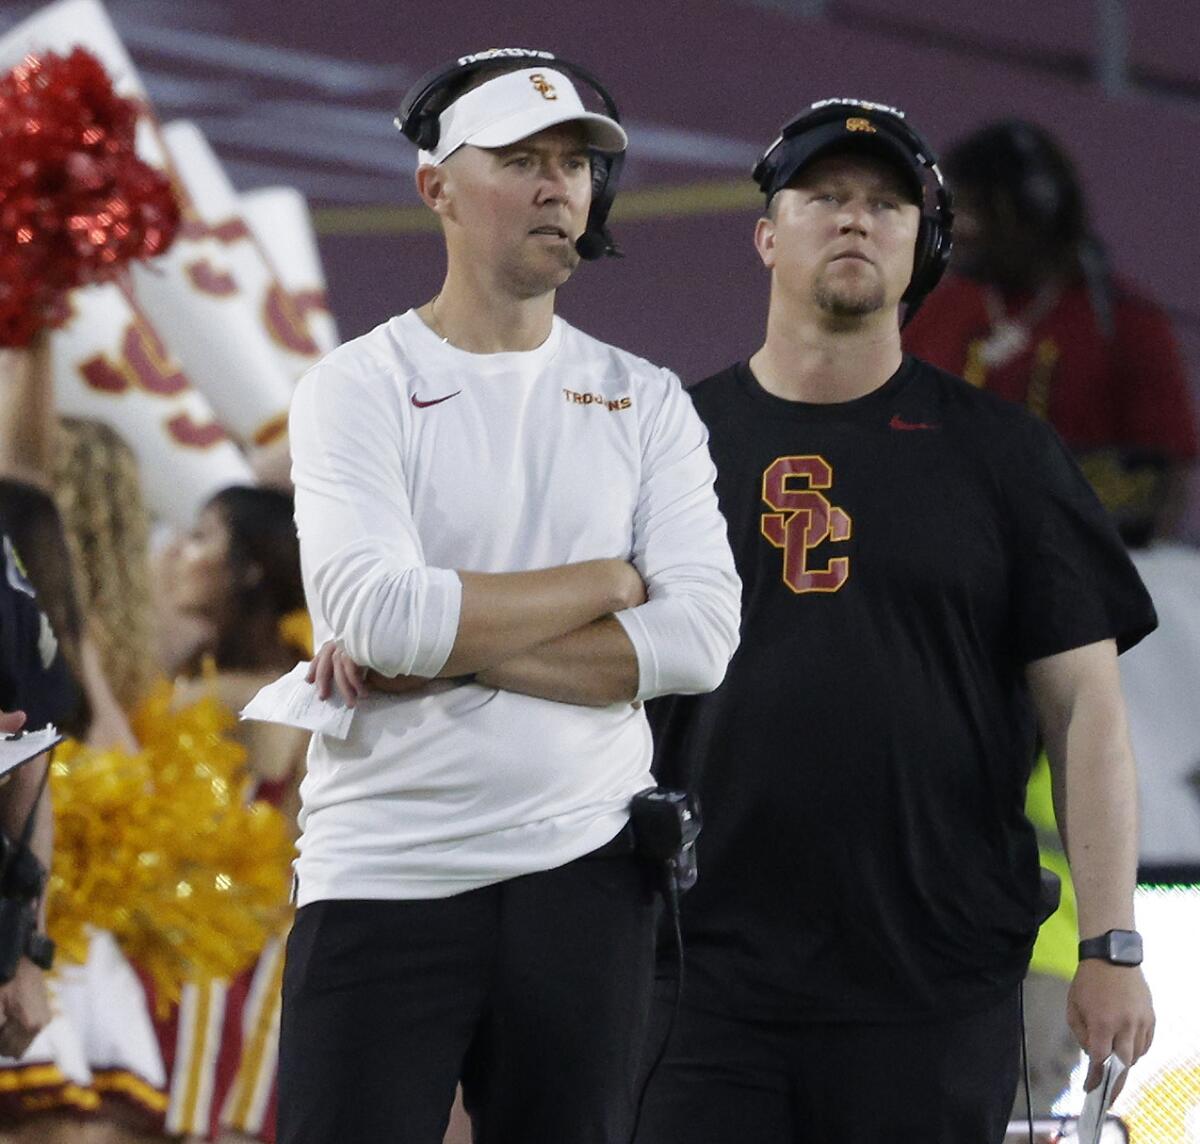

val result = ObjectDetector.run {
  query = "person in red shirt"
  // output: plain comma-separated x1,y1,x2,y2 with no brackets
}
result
904,120,1197,545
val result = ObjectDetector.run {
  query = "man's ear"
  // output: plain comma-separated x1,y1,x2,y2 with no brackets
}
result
754,215,777,270
416,163,452,218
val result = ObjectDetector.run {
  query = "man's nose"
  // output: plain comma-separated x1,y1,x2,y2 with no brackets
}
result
536,160,574,200
837,202,870,235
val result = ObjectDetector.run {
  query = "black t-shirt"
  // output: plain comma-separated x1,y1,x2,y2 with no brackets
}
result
0,534,79,733
648,357,1156,1022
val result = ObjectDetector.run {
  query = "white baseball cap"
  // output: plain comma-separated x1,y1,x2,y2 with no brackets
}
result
416,67,628,167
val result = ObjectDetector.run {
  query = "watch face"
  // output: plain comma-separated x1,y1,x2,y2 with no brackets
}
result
1108,930,1143,965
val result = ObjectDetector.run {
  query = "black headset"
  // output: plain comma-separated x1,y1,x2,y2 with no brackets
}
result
395,48,624,261
753,99,954,322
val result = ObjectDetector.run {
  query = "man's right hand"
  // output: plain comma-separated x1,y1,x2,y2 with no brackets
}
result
307,644,369,707
307,644,438,705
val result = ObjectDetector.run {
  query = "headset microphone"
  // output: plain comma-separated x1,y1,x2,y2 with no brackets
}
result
574,230,611,260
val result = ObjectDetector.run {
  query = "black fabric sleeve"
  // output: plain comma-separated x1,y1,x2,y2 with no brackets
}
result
1009,416,1157,662
0,575,80,732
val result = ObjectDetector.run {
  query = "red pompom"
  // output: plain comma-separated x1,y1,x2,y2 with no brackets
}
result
0,48,181,347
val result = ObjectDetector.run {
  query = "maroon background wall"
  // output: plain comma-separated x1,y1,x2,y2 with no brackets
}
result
4,0,1199,524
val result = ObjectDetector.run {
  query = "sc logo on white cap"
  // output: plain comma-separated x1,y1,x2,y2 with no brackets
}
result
529,73,557,101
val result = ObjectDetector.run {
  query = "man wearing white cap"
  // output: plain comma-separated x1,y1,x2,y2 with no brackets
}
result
279,49,741,1144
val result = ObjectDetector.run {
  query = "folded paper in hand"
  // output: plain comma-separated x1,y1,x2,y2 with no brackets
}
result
240,662,356,740
1076,1054,1126,1144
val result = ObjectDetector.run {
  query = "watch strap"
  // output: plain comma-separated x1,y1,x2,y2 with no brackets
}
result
1078,928,1142,966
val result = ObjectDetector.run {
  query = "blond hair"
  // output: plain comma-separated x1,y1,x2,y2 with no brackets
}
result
51,418,156,711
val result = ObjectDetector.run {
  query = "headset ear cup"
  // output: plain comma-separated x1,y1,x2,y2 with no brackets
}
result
413,115,439,151
578,151,620,260
904,219,934,303
903,218,951,308
590,154,611,209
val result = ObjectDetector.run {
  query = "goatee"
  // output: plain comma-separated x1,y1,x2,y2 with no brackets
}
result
813,281,885,317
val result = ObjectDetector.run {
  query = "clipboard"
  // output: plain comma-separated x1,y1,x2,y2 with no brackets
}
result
0,725,64,780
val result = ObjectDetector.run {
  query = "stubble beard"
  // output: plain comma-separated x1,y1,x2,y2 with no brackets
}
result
501,241,581,300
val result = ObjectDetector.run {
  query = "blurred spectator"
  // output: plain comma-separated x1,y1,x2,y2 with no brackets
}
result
52,420,158,717
165,485,310,825
158,486,310,1144
905,119,1197,546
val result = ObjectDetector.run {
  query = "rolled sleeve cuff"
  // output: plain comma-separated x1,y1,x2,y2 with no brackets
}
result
337,565,464,679
615,595,735,702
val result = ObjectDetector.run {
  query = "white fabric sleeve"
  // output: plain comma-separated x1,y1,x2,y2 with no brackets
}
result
614,369,741,700
289,362,462,678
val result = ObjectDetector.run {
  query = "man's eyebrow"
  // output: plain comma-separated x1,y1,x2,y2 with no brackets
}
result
494,141,590,159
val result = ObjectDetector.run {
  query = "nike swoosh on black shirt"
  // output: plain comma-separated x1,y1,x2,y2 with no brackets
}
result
889,414,940,431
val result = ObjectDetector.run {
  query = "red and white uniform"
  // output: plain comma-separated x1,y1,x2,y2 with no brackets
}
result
0,930,168,1129
904,273,1198,460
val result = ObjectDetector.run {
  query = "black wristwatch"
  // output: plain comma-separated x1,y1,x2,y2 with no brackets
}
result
26,931,54,971
1078,929,1142,966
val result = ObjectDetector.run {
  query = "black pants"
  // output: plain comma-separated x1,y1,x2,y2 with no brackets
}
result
277,840,655,1144
634,984,1022,1144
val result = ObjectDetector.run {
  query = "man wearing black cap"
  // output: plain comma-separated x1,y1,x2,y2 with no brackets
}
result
637,100,1156,1143
281,50,740,1144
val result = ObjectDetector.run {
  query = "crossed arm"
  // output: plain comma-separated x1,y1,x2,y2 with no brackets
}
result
292,357,740,712
435,564,644,687
1027,638,1155,1093
312,605,642,709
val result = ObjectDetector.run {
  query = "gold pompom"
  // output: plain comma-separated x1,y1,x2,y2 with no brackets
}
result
278,608,314,658
47,683,295,1009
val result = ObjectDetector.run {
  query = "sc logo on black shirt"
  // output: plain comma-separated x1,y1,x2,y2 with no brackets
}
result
760,456,852,593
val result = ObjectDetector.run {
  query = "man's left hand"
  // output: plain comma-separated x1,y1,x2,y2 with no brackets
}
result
1067,959,1155,1099
0,957,51,1059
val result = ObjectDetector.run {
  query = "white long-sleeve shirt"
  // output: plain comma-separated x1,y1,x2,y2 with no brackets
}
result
289,310,740,902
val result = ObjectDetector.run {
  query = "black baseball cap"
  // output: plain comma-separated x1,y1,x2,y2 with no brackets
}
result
754,99,933,206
